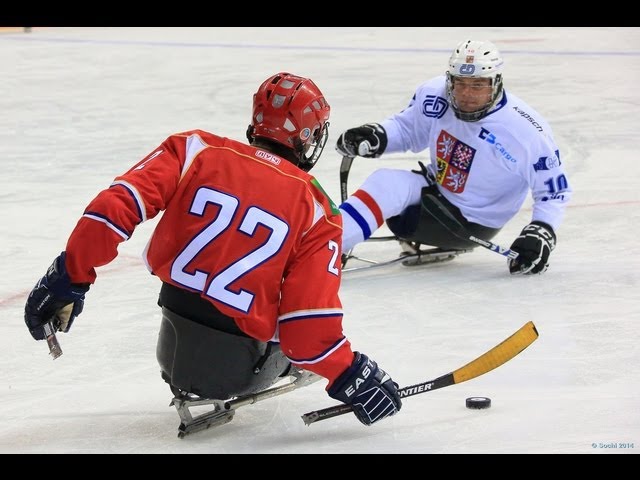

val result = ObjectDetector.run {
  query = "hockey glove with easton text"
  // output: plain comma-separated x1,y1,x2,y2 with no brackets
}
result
24,252,90,340
336,123,388,158
328,352,401,425
508,221,557,275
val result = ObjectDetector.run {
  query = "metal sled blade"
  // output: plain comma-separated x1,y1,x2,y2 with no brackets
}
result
172,369,321,438
400,247,471,267
343,246,471,273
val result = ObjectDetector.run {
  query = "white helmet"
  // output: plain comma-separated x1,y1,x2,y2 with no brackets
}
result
445,40,504,122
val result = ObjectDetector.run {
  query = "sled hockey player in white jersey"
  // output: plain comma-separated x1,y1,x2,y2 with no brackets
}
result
337,40,572,275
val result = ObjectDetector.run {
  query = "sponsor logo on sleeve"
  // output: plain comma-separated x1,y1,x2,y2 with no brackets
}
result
533,153,562,171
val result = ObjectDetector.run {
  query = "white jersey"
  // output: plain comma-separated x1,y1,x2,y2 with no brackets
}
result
381,76,571,230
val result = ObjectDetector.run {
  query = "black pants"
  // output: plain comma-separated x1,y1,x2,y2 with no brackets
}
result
386,186,501,250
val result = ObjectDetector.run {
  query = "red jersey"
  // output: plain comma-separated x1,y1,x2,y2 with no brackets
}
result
64,130,354,386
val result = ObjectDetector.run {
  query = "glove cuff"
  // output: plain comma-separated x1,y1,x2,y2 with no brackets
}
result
47,253,90,300
328,352,375,403
367,123,388,158
527,221,556,250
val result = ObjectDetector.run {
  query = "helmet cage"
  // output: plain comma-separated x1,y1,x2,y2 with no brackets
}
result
296,120,329,172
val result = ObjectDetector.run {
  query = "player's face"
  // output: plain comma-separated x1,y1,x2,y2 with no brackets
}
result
451,77,493,113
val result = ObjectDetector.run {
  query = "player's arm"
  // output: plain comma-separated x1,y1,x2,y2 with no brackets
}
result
65,136,186,283
530,148,572,231
277,218,351,382
24,134,186,340
508,145,572,275
336,81,436,158
380,84,435,154
278,214,401,425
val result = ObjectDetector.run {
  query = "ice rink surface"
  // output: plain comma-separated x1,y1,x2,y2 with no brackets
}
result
1,27,638,453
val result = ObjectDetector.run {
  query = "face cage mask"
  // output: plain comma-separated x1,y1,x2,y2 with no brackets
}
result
445,72,503,122
297,122,329,172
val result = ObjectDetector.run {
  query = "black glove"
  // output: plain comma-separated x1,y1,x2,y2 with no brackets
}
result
411,160,437,185
24,252,90,340
328,352,401,426
335,123,388,158
508,221,557,275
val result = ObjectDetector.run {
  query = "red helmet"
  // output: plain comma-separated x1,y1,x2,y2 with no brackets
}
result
248,72,330,171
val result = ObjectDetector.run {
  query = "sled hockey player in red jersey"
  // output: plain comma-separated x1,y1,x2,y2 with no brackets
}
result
337,40,572,274
23,72,401,435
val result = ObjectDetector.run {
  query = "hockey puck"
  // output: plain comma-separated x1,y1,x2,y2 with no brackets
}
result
466,397,491,409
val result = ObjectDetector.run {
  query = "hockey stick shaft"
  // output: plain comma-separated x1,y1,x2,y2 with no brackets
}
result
43,321,63,359
422,193,519,260
339,155,356,267
301,321,538,425
339,155,355,203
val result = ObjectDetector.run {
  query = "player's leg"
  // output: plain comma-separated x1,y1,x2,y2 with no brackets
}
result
387,185,501,250
340,168,427,252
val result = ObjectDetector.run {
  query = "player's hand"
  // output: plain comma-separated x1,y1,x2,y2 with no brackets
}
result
24,252,90,340
508,221,556,275
336,123,388,158
328,352,401,425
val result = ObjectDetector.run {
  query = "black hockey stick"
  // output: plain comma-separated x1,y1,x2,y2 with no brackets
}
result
339,155,355,203
339,155,356,267
339,153,398,245
301,321,538,425
422,193,519,260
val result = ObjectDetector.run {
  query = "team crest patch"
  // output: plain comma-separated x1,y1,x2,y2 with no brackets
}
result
435,130,476,193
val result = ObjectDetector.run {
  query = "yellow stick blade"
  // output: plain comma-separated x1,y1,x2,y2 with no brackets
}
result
452,321,538,384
